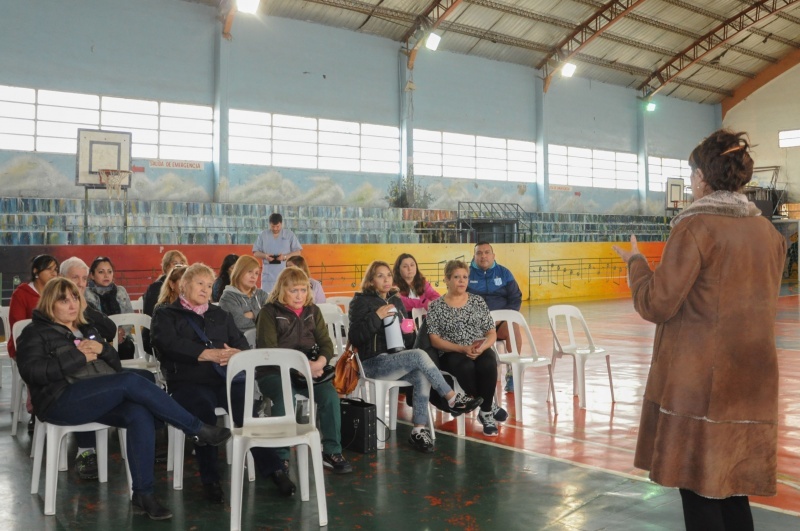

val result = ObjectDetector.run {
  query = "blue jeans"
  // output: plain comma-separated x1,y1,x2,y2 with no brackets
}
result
258,374,342,458
40,372,204,495
361,349,453,426
168,380,284,484
74,368,157,450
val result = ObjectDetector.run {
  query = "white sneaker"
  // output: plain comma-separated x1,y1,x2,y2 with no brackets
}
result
478,410,498,436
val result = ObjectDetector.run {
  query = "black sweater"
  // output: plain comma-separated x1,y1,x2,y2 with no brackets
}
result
347,291,408,361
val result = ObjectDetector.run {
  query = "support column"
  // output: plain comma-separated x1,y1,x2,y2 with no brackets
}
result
534,74,547,212
212,27,231,203
399,52,414,205
636,100,649,214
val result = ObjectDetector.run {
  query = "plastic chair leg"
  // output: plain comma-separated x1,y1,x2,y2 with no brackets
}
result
310,434,328,526
375,385,388,450
606,355,615,403
230,439,246,531
43,427,61,515
389,387,400,430
30,420,46,494
512,363,523,422
166,425,174,471
298,443,310,501
576,356,587,409
547,365,558,417
171,426,185,490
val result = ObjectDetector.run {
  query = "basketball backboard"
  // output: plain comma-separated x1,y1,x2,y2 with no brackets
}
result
76,129,132,188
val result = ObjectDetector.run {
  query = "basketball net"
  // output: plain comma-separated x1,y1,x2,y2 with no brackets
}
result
98,169,131,200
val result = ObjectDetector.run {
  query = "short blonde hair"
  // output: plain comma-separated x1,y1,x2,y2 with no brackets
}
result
161,250,188,275
360,261,392,294
230,255,261,293
36,277,88,326
179,263,215,293
268,267,314,307
157,265,186,306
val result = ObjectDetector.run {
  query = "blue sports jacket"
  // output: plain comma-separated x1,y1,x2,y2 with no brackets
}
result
467,261,522,311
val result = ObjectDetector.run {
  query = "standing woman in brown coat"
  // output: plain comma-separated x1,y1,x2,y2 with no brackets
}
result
614,130,786,531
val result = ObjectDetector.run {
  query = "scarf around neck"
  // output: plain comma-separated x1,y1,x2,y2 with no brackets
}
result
670,190,761,228
180,295,209,316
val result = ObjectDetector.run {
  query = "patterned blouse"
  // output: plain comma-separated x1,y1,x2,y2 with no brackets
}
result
426,293,495,346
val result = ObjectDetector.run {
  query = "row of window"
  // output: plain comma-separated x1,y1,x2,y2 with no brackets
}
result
779,129,800,148
0,83,696,190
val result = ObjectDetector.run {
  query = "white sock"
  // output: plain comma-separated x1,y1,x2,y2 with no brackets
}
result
76,447,96,458
447,394,457,407
411,426,423,435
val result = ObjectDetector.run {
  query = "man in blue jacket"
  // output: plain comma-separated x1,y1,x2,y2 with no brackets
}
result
467,242,522,392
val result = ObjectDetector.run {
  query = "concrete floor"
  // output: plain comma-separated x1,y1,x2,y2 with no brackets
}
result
1,292,799,529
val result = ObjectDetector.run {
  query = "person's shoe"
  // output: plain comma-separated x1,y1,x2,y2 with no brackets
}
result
202,482,225,504
190,424,231,447
28,417,35,435
504,373,514,393
478,410,499,437
491,403,509,422
271,468,296,497
408,428,435,453
131,492,173,520
154,448,169,463
322,453,353,474
448,393,483,417
76,450,99,480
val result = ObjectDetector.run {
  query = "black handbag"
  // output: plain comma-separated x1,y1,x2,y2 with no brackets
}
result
340,397,377,454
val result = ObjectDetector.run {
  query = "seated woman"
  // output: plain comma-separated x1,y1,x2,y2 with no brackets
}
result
426,260,506,437
142,250,187,355
153,265,186,313
85,256,135,359
348,261,483,453
212,253,239,303
150,263,295,503
218,255,268,338
393,253,440,313
256,267,352,474
286,255,326,303
15,277,230,521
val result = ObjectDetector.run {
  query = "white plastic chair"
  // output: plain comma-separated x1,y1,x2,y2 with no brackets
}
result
168,407,254,489
130,296,144,313
353,352,436,448
244,328,257,348
227,349,327,529
110,313,161,375
547,305,614,409
0,306,10,387
10,319,32,436
317,303,347,358
411,307,427,330
326,296,352,329
31,421,131,514
490,310,558,420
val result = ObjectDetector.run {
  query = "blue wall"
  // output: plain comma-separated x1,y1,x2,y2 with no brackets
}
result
0,0,719,214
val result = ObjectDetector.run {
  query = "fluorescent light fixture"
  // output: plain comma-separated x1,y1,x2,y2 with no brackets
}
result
237,0,260,14
561,62,577,77
425,32,441,51
646,101,657,112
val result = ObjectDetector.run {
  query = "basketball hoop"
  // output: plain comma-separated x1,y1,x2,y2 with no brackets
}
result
98,169,131,200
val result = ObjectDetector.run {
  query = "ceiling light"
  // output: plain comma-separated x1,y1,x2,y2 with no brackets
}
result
237,0,260,14
425,32,441,51
646,101,657,112
561,62,576,77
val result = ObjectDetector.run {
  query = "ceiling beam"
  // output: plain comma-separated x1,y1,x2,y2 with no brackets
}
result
721,47,800,118
535,0,650,92
403,0,465,69
638,0,800,98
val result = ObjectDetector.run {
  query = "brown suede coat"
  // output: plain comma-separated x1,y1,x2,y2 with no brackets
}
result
628,200,785,498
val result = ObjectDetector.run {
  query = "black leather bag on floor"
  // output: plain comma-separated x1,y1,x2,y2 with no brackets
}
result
340,397,376,454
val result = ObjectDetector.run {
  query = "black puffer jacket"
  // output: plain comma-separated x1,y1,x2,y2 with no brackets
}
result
16,310,122,416
150,300,249,387
348,291,409,361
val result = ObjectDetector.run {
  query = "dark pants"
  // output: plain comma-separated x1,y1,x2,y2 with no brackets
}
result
168,380,283,484
40,372,203,495
679,489,753,531
440,348,498,412
74,368,158,449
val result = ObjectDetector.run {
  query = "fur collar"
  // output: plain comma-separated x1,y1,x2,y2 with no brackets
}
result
671,190,761,228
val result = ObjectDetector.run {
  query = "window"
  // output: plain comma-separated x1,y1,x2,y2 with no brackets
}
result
0,84,213,161
548,144,638,189
779,129,800,148
413,129,536,182
648,156,691,192
228,109,401,174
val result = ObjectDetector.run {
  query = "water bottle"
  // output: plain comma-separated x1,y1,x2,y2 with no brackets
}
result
383,307,405,353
